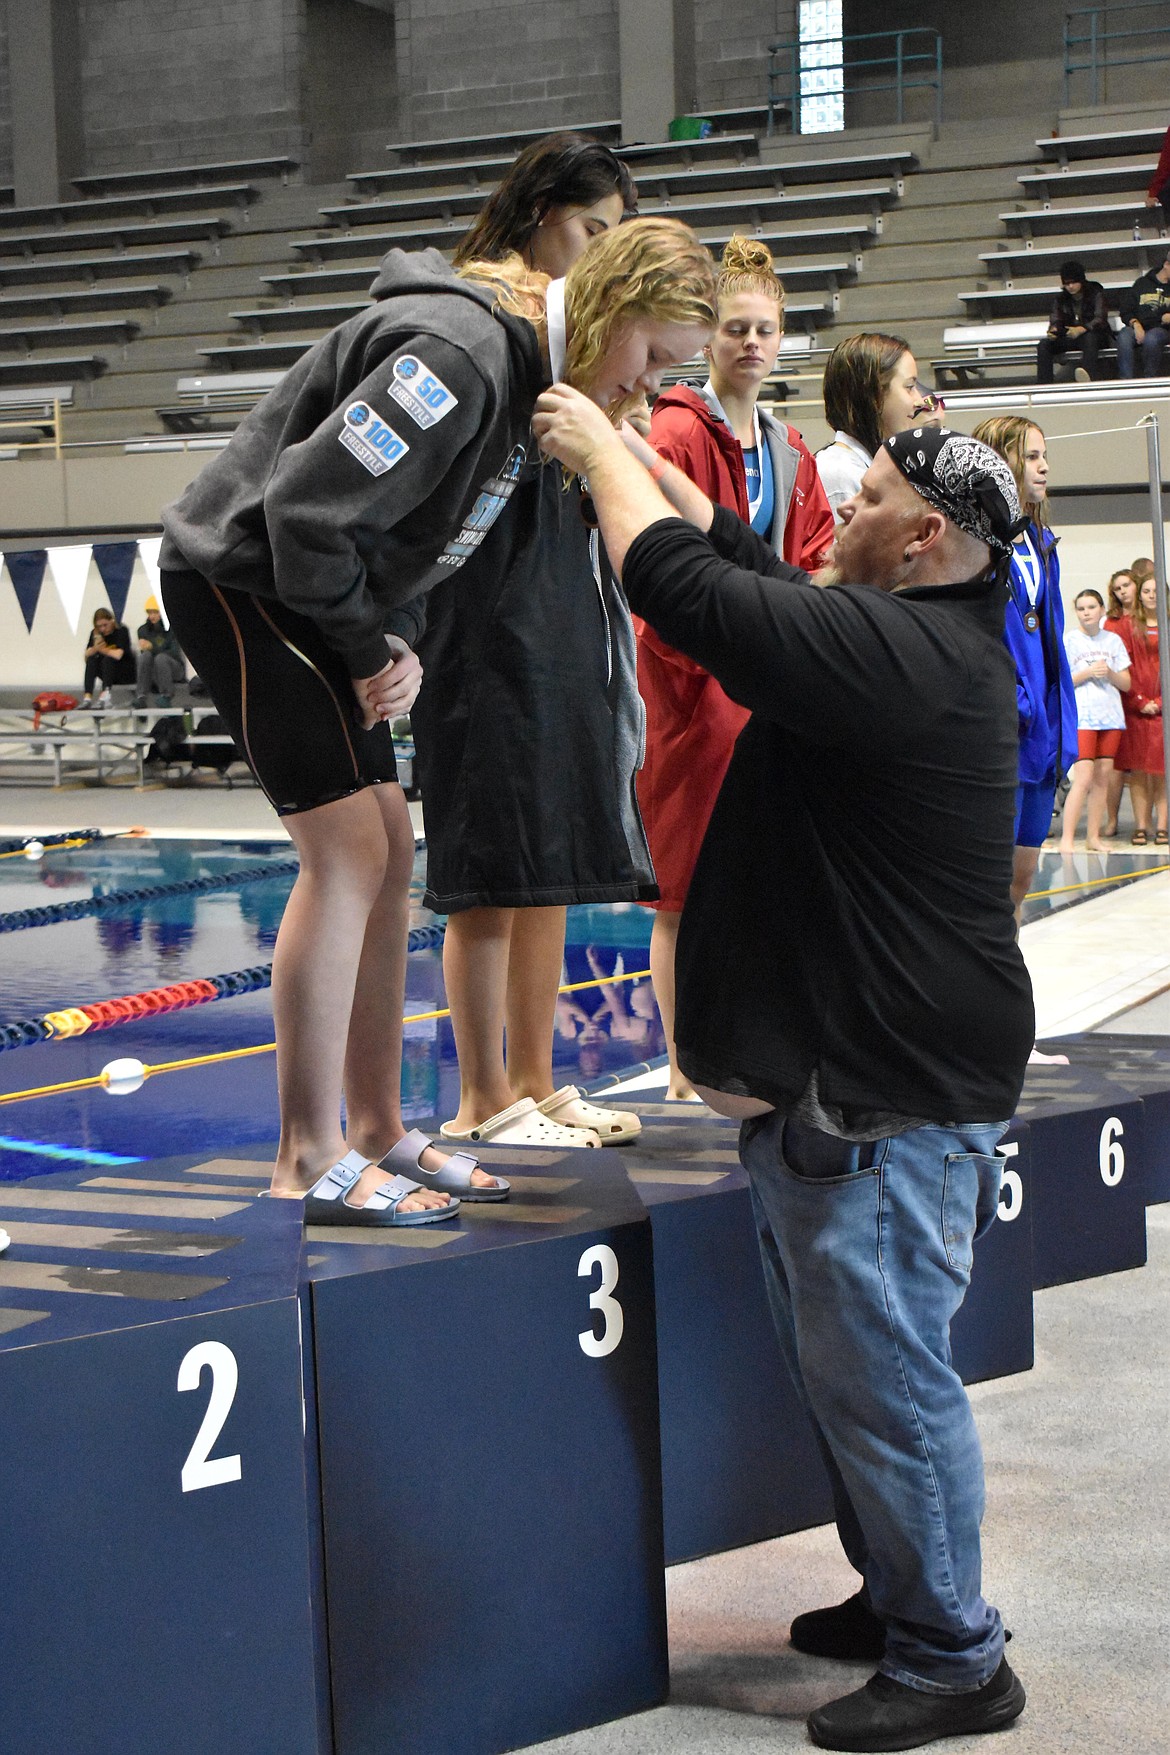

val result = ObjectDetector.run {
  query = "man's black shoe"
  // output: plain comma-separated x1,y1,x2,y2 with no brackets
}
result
807,1656,1025,1751
790,1593,886,1661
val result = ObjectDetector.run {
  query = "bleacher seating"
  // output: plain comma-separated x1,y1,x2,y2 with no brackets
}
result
0,317,138,354
1000,198,1165,240
0,248,201,288
156,371,286,432
960,277,1133,320
979,235,1167,282
1035,127,1166,167
0,284,172,319
72,156,300,197
385,121,621,166
0,354,106,385
0,186,257,230
933,317,1123,387
1018,160,1158,202
0,216,233,257
0,122,924,446
952,122,1169,388
0,383,72,445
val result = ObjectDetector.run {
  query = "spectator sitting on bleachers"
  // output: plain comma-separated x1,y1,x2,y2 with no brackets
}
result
80,606,134,707
1117,245,1170,378
1147,120,1170,227
1036,260,1110,383
133,596,186,706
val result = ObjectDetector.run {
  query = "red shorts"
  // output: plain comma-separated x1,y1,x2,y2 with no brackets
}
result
1077,728,1122,761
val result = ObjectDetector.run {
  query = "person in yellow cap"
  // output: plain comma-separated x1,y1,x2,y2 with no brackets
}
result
133,598,186,707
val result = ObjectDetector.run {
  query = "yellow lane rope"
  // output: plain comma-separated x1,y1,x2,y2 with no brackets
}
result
1025,859,1169,901
0,966,654,1107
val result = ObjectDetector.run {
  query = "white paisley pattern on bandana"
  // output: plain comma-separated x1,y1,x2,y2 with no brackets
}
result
887,426,1020,555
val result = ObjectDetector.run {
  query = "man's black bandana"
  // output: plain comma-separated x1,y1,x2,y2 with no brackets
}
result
885,427,1022,557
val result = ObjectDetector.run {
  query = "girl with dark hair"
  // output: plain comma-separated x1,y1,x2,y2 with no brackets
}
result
453,132,635,275
816,331,938,521
637,235,834,1097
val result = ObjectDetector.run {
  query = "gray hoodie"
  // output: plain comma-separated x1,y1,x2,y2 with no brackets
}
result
160,249,544,677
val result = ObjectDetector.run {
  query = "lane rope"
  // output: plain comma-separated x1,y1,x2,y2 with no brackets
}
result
0,859,301,932
0,965,654,1105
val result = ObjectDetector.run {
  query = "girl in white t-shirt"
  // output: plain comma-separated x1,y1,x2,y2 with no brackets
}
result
1061,587,1131,850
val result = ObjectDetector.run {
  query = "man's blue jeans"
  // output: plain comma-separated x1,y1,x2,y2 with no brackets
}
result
1116,323,1169,378
740,1110,1008,1694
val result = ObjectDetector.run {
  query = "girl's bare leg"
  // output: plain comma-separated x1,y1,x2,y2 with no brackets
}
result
1010,844,1041,932
649,909,695,1099
1104,767,1126,836
1084,758,1113,851
269,789,437,1208
444,906,516,1130
504,905,568,1101
1059,760,1092,853
342,783,500,1195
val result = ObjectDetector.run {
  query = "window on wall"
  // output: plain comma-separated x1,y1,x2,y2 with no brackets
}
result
799,0,844,133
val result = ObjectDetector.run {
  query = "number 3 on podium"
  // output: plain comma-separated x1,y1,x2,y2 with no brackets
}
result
578,1244,624,1358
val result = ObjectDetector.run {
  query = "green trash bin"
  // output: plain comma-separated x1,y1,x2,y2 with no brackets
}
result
668,116,713,141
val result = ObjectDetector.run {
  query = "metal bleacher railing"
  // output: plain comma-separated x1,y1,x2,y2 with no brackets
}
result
767,28,942,137
1063,2,1170,105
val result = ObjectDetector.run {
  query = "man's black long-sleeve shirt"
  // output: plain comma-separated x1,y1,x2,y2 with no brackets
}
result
622,506,1034,1125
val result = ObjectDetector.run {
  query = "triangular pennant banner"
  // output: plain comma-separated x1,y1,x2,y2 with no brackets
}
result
4,549,47,633
92,541,138,623
46,544,94,636
137,537,166,624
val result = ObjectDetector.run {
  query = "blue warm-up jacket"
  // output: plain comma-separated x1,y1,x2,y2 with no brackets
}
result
1003,524,1078,785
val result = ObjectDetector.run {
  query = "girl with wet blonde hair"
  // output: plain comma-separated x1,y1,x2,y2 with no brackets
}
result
638,235,833,1096
414,215,718,1148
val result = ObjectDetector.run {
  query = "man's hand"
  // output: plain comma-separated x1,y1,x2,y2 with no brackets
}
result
1068,325,1086,339
1133,321,1147,342
533,382,624,475
1162,311,1170,327
138,639,152,653
352,636,422,730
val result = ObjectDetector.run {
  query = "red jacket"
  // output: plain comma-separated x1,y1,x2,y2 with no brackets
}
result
633,385,835,909
648,384,835,570
1149,124,1170,202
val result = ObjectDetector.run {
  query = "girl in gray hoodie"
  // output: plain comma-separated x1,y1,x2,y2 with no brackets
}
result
159,218,714,1225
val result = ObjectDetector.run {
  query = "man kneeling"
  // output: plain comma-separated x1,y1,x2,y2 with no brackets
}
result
534,387,1032,1754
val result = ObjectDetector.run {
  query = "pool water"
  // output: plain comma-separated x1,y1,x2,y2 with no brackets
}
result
0,836,658,1178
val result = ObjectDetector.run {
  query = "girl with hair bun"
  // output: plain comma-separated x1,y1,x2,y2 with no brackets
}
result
641,235,834,1097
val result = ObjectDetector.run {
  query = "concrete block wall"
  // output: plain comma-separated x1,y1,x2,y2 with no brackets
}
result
693,0,795,116
76,0,308,173
392,0,621,142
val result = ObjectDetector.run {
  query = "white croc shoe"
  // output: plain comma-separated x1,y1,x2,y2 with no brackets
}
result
440,1095,600,1149
536,1085,642,1145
